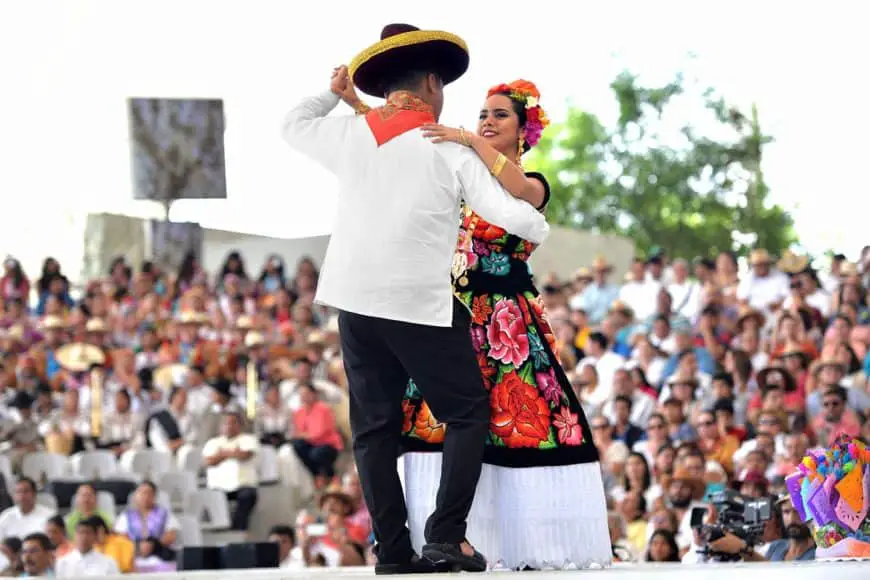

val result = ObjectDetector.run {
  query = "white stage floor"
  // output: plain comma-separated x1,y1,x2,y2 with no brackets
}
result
122,561,870,580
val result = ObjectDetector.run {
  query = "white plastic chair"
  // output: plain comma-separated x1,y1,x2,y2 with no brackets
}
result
35,491,58,511
278,443,314,498
184,489,231,531
176,444,202,475
156,471,197,508
0,455,14,494
119,449,173,480
96,490,117,516
21,452,69,484
69,450,118,480
258,444,279,485
176,513,203,546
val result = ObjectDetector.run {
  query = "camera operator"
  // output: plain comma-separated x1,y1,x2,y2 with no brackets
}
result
690,492,784,562
765,496,815,561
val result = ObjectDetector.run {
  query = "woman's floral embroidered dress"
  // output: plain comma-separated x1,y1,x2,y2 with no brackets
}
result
400,173,599,468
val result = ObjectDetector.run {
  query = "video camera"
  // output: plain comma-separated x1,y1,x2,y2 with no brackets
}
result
690,490,773,562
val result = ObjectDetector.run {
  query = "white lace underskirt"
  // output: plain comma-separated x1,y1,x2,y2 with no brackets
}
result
398,452,613,570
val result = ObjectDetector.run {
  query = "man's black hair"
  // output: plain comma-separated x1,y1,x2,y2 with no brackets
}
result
383,70,440,97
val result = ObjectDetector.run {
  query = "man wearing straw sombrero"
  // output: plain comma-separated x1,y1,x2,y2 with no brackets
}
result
282,24,551,574
736,249,790,316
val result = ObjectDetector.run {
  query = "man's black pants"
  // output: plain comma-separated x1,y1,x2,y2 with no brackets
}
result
226,486,259,531
339,299,489,564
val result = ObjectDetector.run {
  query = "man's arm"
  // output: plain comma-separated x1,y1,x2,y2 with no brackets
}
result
454,149,550,245
281,91,354,175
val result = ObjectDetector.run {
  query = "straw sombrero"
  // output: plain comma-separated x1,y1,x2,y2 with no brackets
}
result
349,23,469,97
85,318,108,333
153,363,189,390
41,315,66,330
777,250,810,274
176,311,209,325
55,343,106,372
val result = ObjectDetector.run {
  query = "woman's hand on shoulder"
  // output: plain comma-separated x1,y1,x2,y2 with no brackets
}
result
421,124,471,146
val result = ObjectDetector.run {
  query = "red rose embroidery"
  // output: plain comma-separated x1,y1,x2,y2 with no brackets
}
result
490,372,551,447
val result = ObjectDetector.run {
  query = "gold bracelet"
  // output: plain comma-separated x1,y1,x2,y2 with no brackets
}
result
459,127,471,147
353,101,371,115
491,153,507,177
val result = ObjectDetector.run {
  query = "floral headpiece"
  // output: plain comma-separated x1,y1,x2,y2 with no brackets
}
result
486,79,550,148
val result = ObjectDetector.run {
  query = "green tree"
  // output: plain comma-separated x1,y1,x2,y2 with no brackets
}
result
527,72,797,259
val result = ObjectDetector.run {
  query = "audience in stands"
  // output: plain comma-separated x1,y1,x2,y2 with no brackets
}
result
0,479,54,541
64,483,112,538
20,533,54,577
45,516,72,558
114,481,179,562
290,383,343,487
202,409,260,532
55,518,119,577
92,515,134,573
0,246,865,571
268,524,302,570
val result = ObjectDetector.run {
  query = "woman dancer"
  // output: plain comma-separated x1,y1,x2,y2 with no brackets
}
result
339,80,610,570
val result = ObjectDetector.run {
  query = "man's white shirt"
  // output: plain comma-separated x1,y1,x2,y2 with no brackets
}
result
0,504,55,540
282,91,550,327
56,549,119,577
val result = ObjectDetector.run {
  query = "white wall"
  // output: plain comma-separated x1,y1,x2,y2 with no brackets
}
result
82,213,635,283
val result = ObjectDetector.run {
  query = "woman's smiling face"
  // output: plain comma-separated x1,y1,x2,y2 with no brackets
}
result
477,94,523,155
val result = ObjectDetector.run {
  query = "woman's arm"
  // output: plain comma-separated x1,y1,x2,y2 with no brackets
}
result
421,125,546,209
465,132,546,209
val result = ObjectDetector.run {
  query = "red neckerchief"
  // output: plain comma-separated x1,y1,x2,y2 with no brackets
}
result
365,91,435,146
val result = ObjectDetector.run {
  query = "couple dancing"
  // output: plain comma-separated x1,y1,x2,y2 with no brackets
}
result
282,23,609,574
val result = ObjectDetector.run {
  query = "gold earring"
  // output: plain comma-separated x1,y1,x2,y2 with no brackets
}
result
517,136,525,165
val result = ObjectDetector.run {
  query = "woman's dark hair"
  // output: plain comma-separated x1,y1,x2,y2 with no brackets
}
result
622,452,652,493
219,251,249,281
838,282,867,309
628,366,652,391
645,529,680,562
259,254,287,287
492,90,531,153
171,251,198,301
37,258,62,294
138,480,158,495
177,252,197,283
718,251,739,269
727,348,753,386
4,258,26,289
839,342,862,374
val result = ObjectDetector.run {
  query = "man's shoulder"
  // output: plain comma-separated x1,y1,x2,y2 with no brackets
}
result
429,140,476,166
34,505,55,517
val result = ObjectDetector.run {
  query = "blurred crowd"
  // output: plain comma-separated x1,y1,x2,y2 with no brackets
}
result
0,243,867,573
548,247,870,563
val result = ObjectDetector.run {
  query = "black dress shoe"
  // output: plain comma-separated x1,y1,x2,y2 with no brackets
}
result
375,554,453,575
422,542,487,573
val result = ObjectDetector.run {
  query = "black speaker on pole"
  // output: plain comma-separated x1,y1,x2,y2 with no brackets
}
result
222,542,280,569
177,546,223,570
